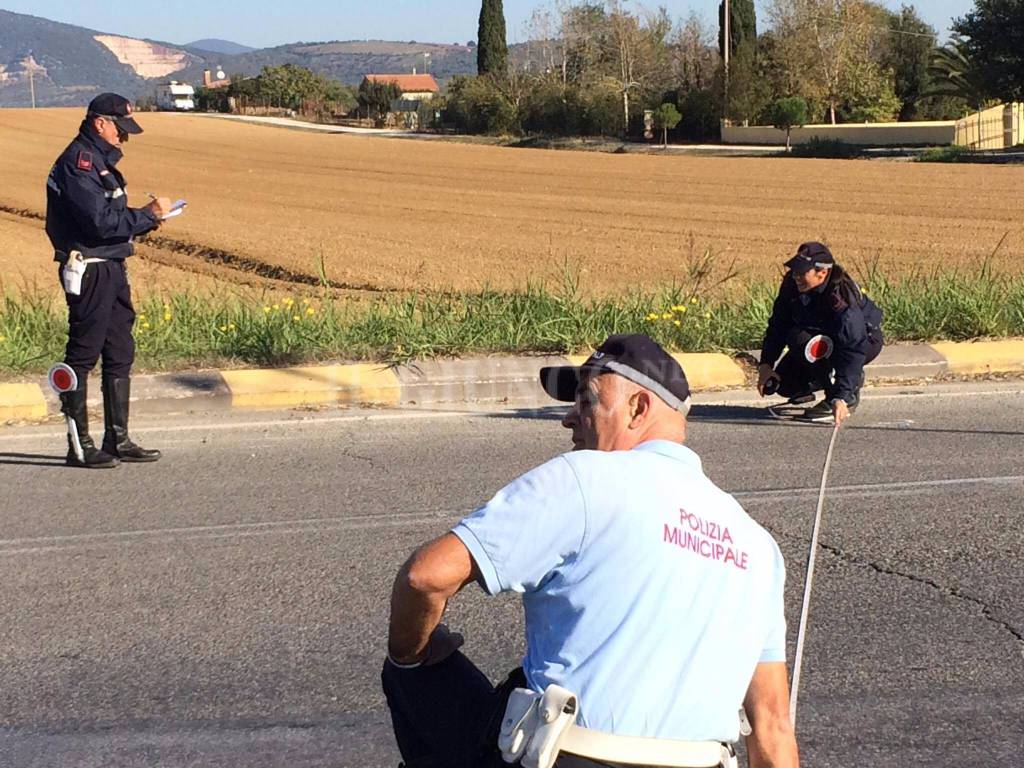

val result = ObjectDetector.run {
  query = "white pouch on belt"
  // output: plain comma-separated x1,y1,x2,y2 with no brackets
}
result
61,250,87,296
498,685,578,768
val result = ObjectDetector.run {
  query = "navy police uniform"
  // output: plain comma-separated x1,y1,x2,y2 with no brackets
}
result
761,243,883,409
45,93,162,467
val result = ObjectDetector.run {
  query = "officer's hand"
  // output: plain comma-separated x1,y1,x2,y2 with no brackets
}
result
144,196,172,220
419,623,465,667
757,364,780,397
832,399,850,426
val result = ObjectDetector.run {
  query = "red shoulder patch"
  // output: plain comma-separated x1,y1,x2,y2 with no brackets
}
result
76,151,93,171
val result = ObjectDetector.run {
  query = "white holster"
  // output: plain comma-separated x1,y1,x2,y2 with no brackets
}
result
498,686,737,768
60,251,104,296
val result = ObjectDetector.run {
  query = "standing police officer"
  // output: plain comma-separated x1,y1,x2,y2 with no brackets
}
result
757,242,884,426
46,93,171,468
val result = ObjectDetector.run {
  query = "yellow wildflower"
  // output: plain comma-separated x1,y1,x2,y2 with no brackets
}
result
263,305,271,313
142,321,151,329
138,313,147,320
219,325,227,332
661,312,672,320
0,335,6,343
704,311,712,319
228,323,236,331
293,315,301,322
673,320,681,327
678,306,687,314
670,305,686,312
163,313,172,322
306,307,315,316
690,296,699,304
273,304,280,311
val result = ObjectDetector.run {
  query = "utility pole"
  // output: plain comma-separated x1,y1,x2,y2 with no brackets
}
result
27,55,37,108
723,0,730,118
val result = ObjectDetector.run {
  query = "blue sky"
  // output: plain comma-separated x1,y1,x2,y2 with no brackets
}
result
3,1,972,49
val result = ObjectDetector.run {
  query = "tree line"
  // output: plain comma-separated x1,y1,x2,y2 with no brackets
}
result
443,0,1024,139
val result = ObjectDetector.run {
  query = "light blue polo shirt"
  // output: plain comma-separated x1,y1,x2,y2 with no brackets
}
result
452,440,787,742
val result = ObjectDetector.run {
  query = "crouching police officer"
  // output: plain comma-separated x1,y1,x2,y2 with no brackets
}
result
757,242,883,426
45,93,172,468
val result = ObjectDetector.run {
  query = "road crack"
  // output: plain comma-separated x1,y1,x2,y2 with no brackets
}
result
762,523,1024,648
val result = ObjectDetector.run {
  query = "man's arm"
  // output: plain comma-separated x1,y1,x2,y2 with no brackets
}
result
58,162,159,241
387,532,480,665
743,662,799,768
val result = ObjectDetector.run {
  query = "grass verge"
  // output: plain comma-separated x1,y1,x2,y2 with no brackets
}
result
2,266,1023,376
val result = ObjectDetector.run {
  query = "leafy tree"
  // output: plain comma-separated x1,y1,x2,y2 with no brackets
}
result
652,102,682,146
722,40,771,123
477,0,509,76
879,4,938,121
358,78,402,120
444,75,516,134
766,0,894,124
771,96,808,151
952,0,1024,101
678,89,718,140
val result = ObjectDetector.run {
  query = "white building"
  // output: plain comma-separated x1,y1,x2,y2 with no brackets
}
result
156,81,196,111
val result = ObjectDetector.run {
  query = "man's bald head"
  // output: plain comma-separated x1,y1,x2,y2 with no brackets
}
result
561,371,686,452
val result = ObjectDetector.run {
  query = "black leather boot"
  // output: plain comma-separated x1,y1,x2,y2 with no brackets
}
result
60,384,119,469
102,378,161,462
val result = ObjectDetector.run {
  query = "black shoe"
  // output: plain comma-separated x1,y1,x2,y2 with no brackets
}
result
786,393,816,406
60,385,120,469
801,399,836,423
802,395,859,423
102,378,161,463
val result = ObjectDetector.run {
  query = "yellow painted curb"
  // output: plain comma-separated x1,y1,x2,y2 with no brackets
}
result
930,340,1024,375
670,353,746,389
221,364,401,409
0,383,48,422
566,352,745,390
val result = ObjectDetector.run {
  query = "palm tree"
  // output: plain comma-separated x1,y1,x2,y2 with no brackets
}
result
926,39,991,148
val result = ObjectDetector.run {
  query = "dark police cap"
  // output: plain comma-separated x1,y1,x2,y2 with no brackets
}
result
784,241,834,274
539,334,691,414
87,93,143,135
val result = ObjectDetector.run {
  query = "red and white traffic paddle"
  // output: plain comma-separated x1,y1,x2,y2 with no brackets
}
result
48,363,83,463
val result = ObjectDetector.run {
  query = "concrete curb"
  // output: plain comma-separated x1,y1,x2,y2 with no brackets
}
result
3,340,1023,423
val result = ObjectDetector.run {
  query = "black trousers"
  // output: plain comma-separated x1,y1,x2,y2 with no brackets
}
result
60,260,135,382
774,329,883,401
381,653,616,768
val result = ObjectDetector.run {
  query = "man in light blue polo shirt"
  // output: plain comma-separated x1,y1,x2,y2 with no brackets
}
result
383,334,799,768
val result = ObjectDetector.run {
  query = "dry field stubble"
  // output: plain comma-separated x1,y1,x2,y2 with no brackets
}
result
1,108,1022,299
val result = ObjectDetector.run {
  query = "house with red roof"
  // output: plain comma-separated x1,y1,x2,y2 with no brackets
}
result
361,72,439,102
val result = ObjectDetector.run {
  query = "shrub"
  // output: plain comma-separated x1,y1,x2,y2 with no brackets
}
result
789,137,864,159
443,76,518,135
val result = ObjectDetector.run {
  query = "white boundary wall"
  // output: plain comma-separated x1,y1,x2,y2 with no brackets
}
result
721,120,957,146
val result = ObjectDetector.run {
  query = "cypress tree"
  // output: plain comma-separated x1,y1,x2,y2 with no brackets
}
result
477,0,508,76
718,0,757,58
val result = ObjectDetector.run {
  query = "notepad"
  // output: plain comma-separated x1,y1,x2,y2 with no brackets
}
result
161,199,188,220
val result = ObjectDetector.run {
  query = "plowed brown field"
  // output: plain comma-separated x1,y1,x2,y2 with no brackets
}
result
2,109,1021,297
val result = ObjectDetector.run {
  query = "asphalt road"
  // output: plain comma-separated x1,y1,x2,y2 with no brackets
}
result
1,381,1022,768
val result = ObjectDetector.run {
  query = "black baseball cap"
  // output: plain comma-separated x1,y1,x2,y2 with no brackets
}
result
86,92,143,135
540,334,691,414
785,242,834,274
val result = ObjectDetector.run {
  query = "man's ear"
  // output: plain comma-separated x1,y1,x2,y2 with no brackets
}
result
629,389,652,426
